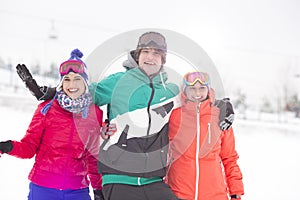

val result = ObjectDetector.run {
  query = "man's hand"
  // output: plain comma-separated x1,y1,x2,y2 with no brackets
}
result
215,98,235,130
16,64,33,82
16,64,56,100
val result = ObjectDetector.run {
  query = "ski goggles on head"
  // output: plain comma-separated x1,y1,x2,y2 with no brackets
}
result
183,71,210,86
137,32,167,52
59,60,85,75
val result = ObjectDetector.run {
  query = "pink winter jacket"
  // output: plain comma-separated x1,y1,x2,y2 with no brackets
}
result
8,100,103,190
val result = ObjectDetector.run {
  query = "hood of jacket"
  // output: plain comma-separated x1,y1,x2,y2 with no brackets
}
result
122,50,139,70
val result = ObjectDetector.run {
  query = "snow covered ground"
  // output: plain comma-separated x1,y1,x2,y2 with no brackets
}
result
0,91,300,199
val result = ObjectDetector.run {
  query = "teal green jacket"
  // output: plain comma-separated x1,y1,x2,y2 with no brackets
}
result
89,51,180,178
90,67,179,120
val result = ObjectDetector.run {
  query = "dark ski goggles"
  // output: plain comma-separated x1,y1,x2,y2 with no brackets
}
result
137,32,167,52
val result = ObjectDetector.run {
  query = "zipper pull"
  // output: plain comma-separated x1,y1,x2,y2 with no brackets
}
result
196,102,201,113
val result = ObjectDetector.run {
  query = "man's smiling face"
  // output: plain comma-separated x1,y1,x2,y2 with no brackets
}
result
138,48,163,76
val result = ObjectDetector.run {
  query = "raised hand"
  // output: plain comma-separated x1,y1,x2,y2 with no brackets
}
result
16,64,56,100
16,64,33,82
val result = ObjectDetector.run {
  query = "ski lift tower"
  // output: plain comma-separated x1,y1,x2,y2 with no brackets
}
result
42,19,59,82
48,20,58,40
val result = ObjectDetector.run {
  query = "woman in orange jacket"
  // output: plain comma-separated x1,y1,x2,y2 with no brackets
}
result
166,71,244,200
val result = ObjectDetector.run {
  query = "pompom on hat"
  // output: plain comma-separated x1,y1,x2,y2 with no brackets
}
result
56,49,89,93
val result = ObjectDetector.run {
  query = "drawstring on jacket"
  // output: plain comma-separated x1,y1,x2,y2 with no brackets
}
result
159,71,166,90
208,123,211,144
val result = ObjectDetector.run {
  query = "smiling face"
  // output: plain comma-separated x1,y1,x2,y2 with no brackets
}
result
185,81,209,102
138,48,163,76
62,72,86,99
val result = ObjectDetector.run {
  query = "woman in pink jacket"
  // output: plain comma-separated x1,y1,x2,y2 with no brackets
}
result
166,71,244,200
0,49,104,200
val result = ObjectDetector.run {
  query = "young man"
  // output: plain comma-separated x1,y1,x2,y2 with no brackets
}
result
89,32,180,200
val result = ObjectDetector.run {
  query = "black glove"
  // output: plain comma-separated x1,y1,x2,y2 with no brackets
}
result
93,190,105,200
0,140,13,154
16,64,56,101
215,98,235,131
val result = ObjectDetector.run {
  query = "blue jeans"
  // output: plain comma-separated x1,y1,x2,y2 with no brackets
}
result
28,182,91,200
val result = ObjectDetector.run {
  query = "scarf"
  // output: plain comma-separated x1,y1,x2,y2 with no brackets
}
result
57,91,92,118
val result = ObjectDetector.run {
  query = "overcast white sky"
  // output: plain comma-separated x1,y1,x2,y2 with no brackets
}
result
1,0,300,108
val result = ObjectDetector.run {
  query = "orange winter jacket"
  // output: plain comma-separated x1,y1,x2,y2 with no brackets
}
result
166,93,244,200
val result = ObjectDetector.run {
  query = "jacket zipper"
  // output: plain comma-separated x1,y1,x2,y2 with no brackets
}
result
195,102,201,200
146,81,155,136
143,80,155,176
